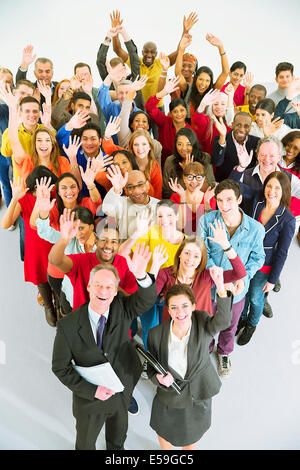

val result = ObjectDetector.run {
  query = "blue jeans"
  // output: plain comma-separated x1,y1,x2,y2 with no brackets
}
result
241,270,269,327
0,154,12,206
140,296,164,351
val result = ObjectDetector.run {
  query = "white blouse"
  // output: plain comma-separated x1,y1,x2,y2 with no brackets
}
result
168,320,191,379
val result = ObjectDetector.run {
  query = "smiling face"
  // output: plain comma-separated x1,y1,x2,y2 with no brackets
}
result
125,172,150,205
76,221,94,244
196,72,211,95
183,172,205,193
20,101,40,130
215,189,242,218
232,114,252,144
276,70,294,90
156,205,178,232
117,84,131,105
142,42,157,67
212,94,228,117
168,294,195,327
257,142,281,175
176,135,193,160
179,242,202,271
170,104,187,124
113,152,133,175
58,177,80,206
87,269,118,314
248,88,266,115
132,135,151,160
57,81,70,99
256,108,273,128
34,61,53,86
284,137,300,162
131,113,150,132
229,67,245,87
264,177,282,206
182,61,196,82
80,129,101,157
35,130,53,158
96,228,119,263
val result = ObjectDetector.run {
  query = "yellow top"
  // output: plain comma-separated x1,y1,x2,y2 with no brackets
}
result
126,57,164,107
236,105,256,122
133,224,186,271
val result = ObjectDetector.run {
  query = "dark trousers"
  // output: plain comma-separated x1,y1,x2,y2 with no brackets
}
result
75,393,128,450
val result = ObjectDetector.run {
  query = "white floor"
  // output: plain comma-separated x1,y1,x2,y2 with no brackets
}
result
0,202,299,450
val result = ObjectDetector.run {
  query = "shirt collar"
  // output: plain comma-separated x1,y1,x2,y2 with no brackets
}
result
88,303,109,329
232,132,248,150
252,164,281,183
169,319,192,342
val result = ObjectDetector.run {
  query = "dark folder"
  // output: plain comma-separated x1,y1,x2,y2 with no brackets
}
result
135,344,181,395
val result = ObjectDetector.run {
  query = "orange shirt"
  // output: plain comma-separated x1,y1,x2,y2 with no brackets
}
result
15,154,72,180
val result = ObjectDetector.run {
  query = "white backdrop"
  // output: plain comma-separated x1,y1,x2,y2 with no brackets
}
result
1,0,300,90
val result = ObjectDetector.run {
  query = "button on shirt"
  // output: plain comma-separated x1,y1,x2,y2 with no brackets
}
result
168,320,191,379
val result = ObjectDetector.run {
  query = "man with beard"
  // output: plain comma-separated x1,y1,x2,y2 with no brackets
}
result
102,167,159,241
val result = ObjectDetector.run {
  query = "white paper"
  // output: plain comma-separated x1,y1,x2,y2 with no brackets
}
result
73,362,124,393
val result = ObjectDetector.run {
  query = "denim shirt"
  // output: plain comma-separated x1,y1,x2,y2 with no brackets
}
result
197,209,265,304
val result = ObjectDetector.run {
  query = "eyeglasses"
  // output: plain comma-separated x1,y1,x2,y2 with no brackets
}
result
184,174,205,182
125,182,146,191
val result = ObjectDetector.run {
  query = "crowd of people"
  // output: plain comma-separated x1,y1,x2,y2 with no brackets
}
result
0,9,299,451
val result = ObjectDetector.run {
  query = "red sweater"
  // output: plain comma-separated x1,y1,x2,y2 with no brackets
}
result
192,112,231,157
145,95,192,168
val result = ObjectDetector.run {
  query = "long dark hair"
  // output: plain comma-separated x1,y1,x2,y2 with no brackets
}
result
173,127,208,175
26,165,58,193
282,131,300,174
55,173,82,217
128,111,152,133
110,149,139,170
190,66,214,110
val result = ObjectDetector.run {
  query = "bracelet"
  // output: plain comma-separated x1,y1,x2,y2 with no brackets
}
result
71,164,78,169
223,245,232,252
160,74,167,78
220,52,226,56
217,290,227,298
136,274,148,281
105,36,112,42
88,184,96,191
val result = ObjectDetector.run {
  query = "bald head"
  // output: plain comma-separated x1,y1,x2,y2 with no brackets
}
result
142,42,158,67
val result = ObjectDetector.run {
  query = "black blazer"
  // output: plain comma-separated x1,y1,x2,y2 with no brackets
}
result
147,294,233,409
211,131,259,182
52,278,157,418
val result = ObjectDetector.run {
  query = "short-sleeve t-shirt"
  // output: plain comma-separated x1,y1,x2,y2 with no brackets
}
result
66,252,137,309
127,57,163,107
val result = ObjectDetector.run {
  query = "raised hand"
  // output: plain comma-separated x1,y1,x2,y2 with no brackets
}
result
207,219,230,250
38,80,52,104
125,242,152,279
168,177,186,199
179,153,194,171
106,61,126,83
40,103,52,128
209,265,225,293
211,115,227,137
183,11,199,34
79,158,99,188
150,244,168,276
110,10,123,28
133,208,153,240
224,83,235,100
69,75,82,91
204,185,216,205
236,145,253,169
158,53,170,72
93,154,114,173
130,75,148,92
179,33,193,51
66,109,90,131
0,82,18,108
262,116,284,137
206,33,223,48
291,100,300,116
35,176,56,214
62,135,81,164
21,44,36,69
106,164,128,193
162,76,181,96
11,177,28,200
104,115,122,140
80,74,93,94
243,72,254,91
198,89,221,113
59,208,80,241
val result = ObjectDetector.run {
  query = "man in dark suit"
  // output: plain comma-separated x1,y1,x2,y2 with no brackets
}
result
15,45,58,104
52,243,157,450
211,112,259,182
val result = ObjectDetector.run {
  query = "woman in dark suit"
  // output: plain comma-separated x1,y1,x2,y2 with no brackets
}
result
236,171,295,345
147,270,233,450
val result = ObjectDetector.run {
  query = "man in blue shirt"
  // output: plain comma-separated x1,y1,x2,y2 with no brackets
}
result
197,179,265,378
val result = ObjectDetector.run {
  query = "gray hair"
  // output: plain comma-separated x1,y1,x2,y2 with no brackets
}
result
256,136,284,155
34,57,54,70
88,264,120,287
117,80,132,89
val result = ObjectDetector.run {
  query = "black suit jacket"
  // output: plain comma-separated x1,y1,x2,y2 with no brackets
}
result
147,294,233,409
52,278,157,418
15,68,58,105
211,131,259,182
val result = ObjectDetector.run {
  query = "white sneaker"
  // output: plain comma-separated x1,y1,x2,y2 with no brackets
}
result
217,354,232,378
